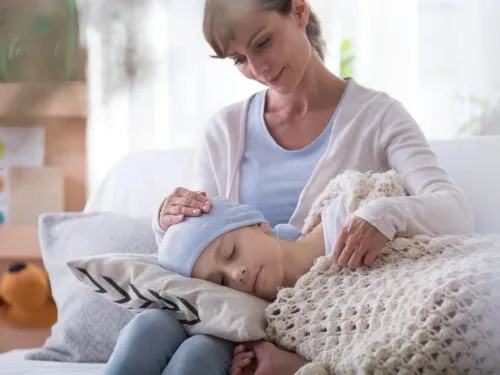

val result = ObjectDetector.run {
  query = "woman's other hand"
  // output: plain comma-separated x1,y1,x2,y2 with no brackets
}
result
230,341,307,375
158,187,212,230
333,217,389,269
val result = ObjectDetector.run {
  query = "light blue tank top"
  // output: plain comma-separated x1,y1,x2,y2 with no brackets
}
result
239,89,342,228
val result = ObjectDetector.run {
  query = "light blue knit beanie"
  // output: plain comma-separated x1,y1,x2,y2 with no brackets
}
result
158,197,266,277
157,196,302,277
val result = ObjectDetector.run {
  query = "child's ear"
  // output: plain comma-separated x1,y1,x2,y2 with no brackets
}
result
257,222,272,234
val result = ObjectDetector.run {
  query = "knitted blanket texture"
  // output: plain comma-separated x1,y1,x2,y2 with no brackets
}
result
264,170,500,375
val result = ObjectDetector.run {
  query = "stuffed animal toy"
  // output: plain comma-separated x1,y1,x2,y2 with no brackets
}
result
0,262,57,328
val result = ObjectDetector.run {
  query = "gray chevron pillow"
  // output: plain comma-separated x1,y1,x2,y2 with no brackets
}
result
25,212,157,363
67,252,270,342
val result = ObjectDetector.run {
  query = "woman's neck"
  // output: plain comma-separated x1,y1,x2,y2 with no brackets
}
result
279,223,326,288
267,56,347,116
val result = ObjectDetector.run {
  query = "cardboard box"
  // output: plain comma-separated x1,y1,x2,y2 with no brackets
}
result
7,166,64,225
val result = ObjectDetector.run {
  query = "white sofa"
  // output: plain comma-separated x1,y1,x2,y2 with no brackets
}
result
86,135,500,234
1,135,499,375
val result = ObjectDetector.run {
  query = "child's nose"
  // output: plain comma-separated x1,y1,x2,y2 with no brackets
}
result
231,267,248,284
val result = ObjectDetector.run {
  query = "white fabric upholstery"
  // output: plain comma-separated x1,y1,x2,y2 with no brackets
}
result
85,136,500,234
0,349,104,374
25,212,158,363
429,136,500,234
85,148,194,218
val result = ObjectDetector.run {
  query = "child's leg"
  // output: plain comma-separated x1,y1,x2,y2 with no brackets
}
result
163,334,234,375
104,309,188,375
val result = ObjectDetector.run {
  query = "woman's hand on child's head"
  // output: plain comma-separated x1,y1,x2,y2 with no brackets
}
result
159,187,212,230
333,216,389,269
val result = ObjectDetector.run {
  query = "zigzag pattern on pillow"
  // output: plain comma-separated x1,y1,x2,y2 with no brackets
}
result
70,266,201,326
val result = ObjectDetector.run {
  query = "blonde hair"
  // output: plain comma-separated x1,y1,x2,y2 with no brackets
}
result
203,0,326,61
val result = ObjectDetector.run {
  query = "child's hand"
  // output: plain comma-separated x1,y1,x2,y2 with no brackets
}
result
230,341,308,375
230,344,255,375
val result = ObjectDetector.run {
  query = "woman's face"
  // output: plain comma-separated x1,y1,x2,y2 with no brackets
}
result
191,224,285,301
227,2,312,95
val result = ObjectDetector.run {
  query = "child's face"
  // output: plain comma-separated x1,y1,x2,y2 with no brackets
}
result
191,223,284,301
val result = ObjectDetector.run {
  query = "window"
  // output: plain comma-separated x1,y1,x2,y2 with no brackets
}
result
79,0,499,193
329,0,500,139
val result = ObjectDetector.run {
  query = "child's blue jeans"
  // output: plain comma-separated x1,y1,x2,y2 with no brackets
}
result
103,309,234,375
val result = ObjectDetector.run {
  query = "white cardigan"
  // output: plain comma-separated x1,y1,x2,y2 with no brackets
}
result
154,79,474,242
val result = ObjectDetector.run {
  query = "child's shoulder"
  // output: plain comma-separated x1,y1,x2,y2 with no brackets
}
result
272,224,302,242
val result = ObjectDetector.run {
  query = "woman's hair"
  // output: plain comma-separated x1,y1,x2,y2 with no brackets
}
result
203,0,326,61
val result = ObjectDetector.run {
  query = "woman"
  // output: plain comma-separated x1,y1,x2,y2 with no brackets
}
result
105,1,474,375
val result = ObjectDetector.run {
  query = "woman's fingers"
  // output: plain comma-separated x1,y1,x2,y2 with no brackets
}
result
333,217,389,269
169,189,211,211
332,228,348,260
337,237,358,268
171,186,196,198
171,196,211,212
174,187,208,202
363,247,379,266
159,213,184,231
163,204,202,217
347,244,369,269
158,188,213,230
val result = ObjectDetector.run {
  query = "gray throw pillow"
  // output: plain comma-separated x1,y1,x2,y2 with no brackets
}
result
67,252,269,343
25,212,157,363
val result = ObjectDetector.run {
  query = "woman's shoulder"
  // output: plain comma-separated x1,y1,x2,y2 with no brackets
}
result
210,93,258,123
338,78,413,131
202,92,260,135
198,92,260,145
342,78,398,111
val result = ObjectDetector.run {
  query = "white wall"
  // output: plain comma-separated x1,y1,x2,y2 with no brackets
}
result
417,0,500,138
332,0,500,139
81,0,500,195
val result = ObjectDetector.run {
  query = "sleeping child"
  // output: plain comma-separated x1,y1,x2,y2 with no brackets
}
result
158,171,500,375
158,195,348,375
158,194,348,302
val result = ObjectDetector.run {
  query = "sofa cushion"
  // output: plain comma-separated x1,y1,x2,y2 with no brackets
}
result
25,212,157,363
429,136,500,234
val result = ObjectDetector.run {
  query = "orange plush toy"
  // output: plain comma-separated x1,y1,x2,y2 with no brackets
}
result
0,262,57,328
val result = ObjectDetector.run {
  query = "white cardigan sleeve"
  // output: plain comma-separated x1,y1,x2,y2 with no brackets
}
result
191,125,223,198
354,101,474,240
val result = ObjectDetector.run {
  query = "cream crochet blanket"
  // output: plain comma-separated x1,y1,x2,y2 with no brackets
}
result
265,170,500,375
